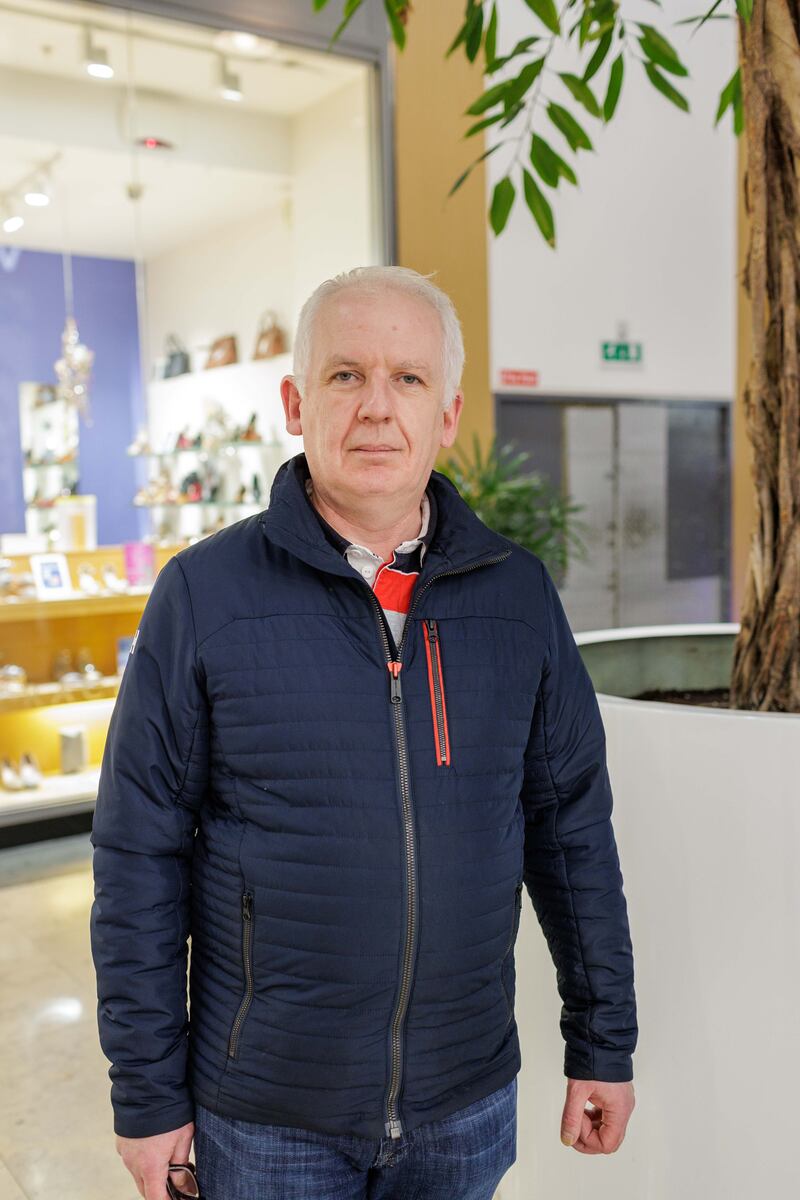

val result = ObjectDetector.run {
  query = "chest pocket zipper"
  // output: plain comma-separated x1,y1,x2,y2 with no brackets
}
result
228,890,254,1059
422,619,451,767
501,883,523,1024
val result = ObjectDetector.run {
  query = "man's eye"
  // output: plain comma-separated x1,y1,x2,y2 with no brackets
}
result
401,375,421,384
334,371,356,381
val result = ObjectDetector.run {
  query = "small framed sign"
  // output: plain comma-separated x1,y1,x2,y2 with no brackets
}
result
29,552,74,600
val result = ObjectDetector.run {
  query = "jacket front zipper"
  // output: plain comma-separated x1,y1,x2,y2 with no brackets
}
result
423,619,451,766
228,890,254,1059
360,548,512,1139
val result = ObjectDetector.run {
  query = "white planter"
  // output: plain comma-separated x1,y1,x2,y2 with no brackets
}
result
500,624,800,1200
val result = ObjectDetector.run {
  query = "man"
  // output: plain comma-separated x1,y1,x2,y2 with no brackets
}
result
90,265,637,1200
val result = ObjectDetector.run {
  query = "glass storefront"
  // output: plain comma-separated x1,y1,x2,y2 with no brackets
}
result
0,0,388,832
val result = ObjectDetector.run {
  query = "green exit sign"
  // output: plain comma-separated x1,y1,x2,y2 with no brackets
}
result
602,340,643,364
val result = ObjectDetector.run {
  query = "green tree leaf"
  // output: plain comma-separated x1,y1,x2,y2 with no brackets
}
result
466,78,511,116
522,0,561,36
638,27,689,77
675,1,728,28
448,142,505,198
644,61,690,112
486,36,541,75
558,72,602,118
485,2,498,68
465,3,484,61
715,66,743,134
522,168,556,247
383,0,406,49
465,108,513,138
735,0,754,20
530,133,577,187
467,57,544,116
506,57,546,106
583,30,613,82
547,101,594,151
490,176,516,234
603,53,624,121
312,0,330,10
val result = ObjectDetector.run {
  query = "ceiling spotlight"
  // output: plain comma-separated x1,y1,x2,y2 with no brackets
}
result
24,174,50,207
85,27,114,79
229,31,258,53
1,202,24,233
219,57,243,102
213,30,276,59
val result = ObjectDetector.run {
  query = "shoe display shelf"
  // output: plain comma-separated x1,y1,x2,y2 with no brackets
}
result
137,355,298,542
0,543,181,828
19,381,81,545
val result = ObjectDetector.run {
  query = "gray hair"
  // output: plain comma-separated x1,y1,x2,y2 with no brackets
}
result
291,265,465,411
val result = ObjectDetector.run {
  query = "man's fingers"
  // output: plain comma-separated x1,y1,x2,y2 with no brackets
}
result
142,1167,170,1200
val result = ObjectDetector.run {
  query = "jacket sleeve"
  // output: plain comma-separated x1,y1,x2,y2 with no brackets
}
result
520,560,638,1082
89,555,210,1137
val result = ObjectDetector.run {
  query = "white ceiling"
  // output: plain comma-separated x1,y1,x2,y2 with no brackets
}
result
0,0,368,259
0,0,363,114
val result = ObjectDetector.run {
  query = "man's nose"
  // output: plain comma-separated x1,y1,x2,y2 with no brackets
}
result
357,377,394,416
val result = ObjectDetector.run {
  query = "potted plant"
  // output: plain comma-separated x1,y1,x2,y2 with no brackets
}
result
438,431,590,584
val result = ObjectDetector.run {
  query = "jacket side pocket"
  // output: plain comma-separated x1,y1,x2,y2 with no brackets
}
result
500,883,523,1025
422,619,451,767
227,890,254,1059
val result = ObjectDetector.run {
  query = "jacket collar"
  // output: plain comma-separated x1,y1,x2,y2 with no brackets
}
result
259,451,511,583
301,457,437,564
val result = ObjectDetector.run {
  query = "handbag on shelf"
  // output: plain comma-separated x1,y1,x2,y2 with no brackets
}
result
163,334,191,378
252,311,286,361
205,334,238,370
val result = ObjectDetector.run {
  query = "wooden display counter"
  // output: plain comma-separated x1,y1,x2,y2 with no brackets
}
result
0,542,184,798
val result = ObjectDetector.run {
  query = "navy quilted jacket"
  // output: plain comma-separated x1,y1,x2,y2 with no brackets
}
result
89,451,637,1141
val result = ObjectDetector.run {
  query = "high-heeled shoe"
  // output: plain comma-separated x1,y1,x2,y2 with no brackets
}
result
19,753,42,789
1,758,23,792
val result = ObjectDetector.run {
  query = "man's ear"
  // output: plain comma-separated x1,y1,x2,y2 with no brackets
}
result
281,376,303,436
441,391,464,448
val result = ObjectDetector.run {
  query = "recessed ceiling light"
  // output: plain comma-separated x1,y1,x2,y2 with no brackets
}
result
85,28,114,80
219,57,243,102
213,30,277,59
24,174,50,207
1,203,24,233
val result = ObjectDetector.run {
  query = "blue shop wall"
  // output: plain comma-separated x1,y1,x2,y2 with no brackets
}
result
0,246,144,544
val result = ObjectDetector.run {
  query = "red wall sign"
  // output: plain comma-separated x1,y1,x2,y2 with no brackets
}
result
499,369,539,388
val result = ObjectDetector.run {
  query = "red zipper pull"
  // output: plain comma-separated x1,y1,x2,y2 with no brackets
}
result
387,660,403,703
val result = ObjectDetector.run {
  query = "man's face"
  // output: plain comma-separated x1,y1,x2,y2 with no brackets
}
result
280,288,463,510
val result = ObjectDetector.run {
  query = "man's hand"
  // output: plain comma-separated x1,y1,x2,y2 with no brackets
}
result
560,1078,635,1154
115,1121,195,1200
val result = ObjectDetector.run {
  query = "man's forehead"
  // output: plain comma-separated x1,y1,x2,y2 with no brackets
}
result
319,354,435,373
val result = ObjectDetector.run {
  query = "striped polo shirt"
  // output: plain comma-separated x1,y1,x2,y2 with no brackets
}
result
302,464,437,657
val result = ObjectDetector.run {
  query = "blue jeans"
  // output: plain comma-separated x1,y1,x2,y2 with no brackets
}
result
193,1076,517,1200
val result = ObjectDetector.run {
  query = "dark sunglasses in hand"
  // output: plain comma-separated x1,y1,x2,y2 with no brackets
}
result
167,1161,200,1199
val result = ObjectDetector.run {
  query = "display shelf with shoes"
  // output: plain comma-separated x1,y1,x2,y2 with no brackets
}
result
19,381,83,543
0,543,186,832
131,405,286,538
0,765,101,827
139,353,297,542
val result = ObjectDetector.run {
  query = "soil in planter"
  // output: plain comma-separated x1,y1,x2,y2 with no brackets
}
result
632,688,732,708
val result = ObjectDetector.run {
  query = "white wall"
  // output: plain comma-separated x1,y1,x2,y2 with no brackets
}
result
144,73,377,382
487,0,738,401
144,200,295,377
289,71,378,333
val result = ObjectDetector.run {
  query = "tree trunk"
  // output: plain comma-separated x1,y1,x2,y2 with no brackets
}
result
729,0,800,711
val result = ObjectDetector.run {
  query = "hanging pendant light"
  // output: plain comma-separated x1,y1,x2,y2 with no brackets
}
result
55,183,94,424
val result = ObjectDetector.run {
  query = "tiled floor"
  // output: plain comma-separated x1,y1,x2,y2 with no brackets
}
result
0,832,140,1200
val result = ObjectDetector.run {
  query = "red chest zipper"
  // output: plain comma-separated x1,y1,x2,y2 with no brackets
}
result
423,619,451,767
